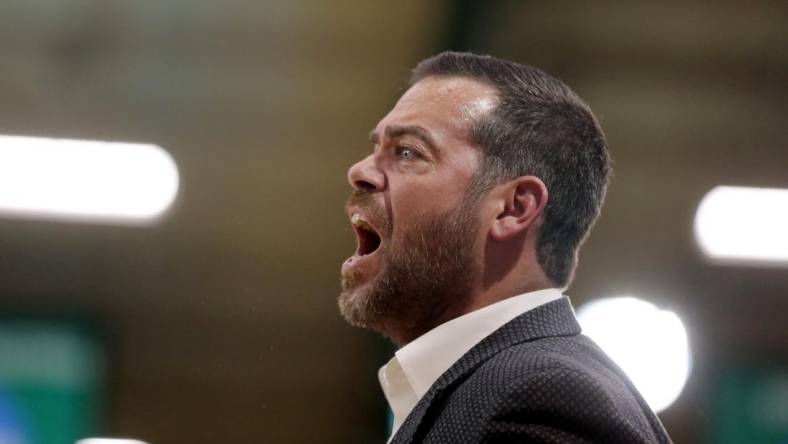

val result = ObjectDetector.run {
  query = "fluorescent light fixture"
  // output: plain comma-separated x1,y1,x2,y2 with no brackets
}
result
695,186,788,263
76,439,149,444
0,135,179,225
577,297,691,413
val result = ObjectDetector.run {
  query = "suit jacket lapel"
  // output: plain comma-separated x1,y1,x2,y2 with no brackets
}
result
390,297,581,444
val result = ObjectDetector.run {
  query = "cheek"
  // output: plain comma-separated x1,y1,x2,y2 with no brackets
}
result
388,187,429,229
388,183,461,238
386,154,480,232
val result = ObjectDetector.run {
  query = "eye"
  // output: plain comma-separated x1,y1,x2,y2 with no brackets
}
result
395,145,418,160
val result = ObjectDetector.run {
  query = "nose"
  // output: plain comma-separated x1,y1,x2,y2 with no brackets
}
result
347,154,385,192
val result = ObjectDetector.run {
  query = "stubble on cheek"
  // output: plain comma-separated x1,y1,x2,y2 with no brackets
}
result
338,196,482,342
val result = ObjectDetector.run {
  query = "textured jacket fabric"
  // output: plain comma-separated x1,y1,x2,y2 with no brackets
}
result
389,297,673,444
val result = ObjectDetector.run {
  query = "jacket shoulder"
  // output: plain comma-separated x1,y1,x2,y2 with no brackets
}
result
422,335,672,443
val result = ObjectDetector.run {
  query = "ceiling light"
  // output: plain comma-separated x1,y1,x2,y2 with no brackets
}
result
0,135,179,225
695,186,788,263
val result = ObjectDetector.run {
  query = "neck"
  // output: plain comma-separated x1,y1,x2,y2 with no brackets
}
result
382,234,553,346
384,270,553,347
465,274,554,314
473,231,554,310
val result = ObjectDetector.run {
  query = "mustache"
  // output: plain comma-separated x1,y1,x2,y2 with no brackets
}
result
346,189,376,210
345,190,391,236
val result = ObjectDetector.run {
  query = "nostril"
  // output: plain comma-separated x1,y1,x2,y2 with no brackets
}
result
354,180,377,192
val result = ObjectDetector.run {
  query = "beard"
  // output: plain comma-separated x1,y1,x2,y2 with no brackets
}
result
338,191,481,343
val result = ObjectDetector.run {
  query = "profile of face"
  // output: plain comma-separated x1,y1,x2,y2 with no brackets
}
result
338,76,498,344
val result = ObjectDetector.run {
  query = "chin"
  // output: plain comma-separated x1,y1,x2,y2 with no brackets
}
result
338,278,380,328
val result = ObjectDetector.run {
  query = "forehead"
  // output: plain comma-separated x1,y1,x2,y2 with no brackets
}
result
376,76,497,146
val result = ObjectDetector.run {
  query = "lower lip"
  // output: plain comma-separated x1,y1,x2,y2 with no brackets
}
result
342,247,383,280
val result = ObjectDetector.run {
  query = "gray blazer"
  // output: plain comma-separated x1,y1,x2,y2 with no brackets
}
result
390,297,673,443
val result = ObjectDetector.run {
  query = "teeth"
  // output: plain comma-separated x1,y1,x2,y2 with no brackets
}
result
351,213,372,228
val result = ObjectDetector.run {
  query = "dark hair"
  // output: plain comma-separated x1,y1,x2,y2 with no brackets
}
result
411,51,611,288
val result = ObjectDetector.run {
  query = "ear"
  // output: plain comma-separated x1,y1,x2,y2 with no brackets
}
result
489,176,548,241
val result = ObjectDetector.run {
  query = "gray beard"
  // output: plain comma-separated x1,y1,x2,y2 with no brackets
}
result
339,198,480,343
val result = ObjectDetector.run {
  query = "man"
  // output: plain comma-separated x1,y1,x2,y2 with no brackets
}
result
339,52,672,443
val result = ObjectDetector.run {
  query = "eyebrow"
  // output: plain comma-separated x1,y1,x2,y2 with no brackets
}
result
368,124,440,157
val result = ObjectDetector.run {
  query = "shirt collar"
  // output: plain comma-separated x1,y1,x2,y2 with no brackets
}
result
393,288,563,399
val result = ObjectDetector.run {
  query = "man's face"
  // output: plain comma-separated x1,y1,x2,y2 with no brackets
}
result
338,76,498,342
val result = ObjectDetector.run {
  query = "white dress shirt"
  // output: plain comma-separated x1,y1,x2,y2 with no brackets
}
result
378,288,564,440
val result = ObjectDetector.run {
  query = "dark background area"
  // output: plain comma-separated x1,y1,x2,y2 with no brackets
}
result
0,1,786,442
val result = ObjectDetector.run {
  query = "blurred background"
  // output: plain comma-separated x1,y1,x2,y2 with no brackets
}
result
0,1,786,443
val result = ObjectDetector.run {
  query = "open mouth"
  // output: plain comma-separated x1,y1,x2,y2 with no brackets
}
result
342,212,385,280
352,213,382,256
